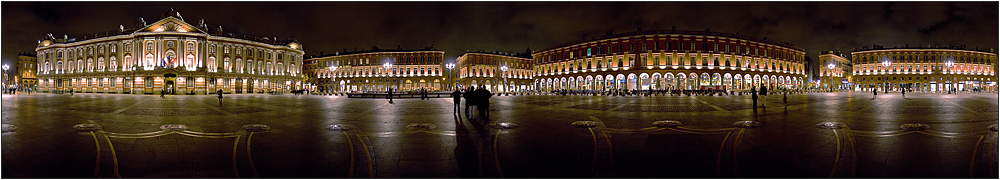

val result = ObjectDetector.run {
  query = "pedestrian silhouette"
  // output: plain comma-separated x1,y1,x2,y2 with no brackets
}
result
452,89,462,115
387,88,394,104
476,85,492,120
759,85,768,108
751,86,758,110
872,88,877,99
464,87,477,120
217,89,223,106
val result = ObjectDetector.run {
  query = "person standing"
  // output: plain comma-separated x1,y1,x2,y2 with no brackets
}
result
901,88,906,98
464,87,477,120
751,86,758,110
387,88,394,104
872,87,877,99
452,89,463,115
759,85,768,108
476,85,492,120
783,92,788,110
217,89,224,105
161,89,165,98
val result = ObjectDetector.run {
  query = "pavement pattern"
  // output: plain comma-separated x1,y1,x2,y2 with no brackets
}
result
1,92,997,178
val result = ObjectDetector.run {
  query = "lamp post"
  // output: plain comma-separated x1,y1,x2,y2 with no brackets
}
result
826,63,836,91
2,64,8,94
945,60,954,94
445,63,455,90
329,65,337,94
383,62,392,92
881,58,891,93
500,65,508,95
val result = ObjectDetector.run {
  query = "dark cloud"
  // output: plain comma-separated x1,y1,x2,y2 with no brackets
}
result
3,2,996,76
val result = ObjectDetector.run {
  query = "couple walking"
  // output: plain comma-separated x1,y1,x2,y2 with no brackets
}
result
750,85,769,109
452,85,493,120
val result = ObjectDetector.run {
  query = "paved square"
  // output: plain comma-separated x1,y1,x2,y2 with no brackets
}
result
2,92,997,178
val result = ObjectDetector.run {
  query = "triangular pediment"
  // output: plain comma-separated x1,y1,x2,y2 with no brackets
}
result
135,16,206,34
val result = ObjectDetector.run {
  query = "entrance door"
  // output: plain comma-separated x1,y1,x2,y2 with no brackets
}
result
247,79,254,93
236,78,243,94
165,78,176,95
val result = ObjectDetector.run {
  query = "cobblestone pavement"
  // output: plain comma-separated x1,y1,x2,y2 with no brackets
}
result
2,92,997,178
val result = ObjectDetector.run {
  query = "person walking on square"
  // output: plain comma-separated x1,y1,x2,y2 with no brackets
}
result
387,88,394,104
751,86,758,110
476,85,492,120
464,87,477,120
452,89,462,115
759,85,768,108
783,92,788,110
217,89,223,105
901,88,905,98
872,88,877,99
161,89,165,98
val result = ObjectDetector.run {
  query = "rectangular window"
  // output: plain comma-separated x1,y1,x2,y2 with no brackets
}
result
146,77,153,88
110,78,115,88
187,78,194,88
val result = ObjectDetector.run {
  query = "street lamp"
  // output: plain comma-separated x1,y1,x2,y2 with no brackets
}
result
881,58,891,93
383,62,392,92
827,63,835,91
328,65,338,93
945,60,954,94
2,64,7,94
500,65,509,95
445,63,455,90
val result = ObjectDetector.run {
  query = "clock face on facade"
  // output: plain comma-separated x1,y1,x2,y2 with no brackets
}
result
167,41,175,48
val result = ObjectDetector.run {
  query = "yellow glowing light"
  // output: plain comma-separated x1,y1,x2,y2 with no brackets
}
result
177,28,187,32
154,27,164,32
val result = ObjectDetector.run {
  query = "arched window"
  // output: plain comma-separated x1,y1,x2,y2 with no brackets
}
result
235,58,242,73
223,58,230,72
187,54,195,68
97,57,104,71
124,56,132,70
110,57,117,71
87,59,94,72
145,54,154,68
208,57,216,72
57,61,63,73
247,60,253,73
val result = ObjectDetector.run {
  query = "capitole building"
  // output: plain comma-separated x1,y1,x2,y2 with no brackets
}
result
531,28,807,92
850,46,997,92
34,9,305,95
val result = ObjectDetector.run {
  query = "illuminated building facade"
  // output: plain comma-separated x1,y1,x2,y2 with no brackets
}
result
850,47,997,92
17,52,38,91
34,10,304,95
306,49,445,92
531,29,807,92
818,51,852,90
456,51,534,92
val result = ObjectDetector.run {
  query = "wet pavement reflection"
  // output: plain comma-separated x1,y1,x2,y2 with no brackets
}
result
1,92,997,178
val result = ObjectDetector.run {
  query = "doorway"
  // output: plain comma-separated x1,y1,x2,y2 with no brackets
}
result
164,74,177,95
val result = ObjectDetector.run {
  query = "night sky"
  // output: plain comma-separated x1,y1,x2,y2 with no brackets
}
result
2,1,997,79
